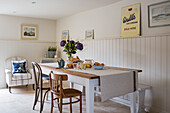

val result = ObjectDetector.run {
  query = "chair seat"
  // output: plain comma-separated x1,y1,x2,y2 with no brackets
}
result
12,73,32,80
54,88,81,98
42,74,49,80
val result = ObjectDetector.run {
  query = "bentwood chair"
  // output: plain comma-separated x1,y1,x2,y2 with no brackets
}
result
32,62,50,112
49,71,82,113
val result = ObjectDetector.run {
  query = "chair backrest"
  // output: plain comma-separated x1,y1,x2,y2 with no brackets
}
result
32,62,42,87
49,71,68,96
5,56,28,70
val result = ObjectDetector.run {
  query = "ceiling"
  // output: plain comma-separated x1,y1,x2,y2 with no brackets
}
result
0,0,121,20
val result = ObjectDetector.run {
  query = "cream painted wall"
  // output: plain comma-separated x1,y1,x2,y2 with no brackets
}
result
56,0,170,42
55,0,170,113
0,15,56,88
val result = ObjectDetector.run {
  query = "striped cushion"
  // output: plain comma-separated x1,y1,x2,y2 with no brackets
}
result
12,73,32,81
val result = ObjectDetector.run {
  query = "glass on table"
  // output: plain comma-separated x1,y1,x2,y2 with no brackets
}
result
73,63,77,70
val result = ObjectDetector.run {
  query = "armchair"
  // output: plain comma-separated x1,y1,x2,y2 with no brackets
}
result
5,56,34,93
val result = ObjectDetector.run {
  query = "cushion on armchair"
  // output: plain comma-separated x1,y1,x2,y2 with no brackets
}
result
12,60,27,74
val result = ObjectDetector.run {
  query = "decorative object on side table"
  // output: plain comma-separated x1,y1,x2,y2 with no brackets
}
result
148,1,170,27
21,24,38,40
60,40,83,60
48,46,56,58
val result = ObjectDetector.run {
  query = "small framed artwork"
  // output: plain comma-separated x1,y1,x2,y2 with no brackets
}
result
21,24,38,39
148,1,170,27
85,29,94,39
62,30,69,40
121,3,141,37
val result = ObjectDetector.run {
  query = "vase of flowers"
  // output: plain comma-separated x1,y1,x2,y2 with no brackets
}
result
60,40,83,60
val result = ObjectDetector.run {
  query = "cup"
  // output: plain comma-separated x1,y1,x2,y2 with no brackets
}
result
73,63,77,70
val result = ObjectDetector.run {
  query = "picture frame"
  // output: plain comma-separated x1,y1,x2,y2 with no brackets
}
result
148,1,170,27
21,24,38,40
85,29,94,39
121,3,141,37
62,30,69,40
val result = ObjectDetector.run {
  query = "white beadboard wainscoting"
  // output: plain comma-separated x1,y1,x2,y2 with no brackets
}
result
0,40,56,88
76,35,170,113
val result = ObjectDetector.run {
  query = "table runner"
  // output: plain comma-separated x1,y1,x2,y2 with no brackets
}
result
68,67,137,101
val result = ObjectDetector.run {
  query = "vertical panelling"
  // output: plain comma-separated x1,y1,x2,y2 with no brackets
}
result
79,35,170,113
161,36,167,112
110,39,113,66
112,39,116,66
140,38,146,84
127,38,132,68
123,39,128,68
155,37,161,109
98,40,101,62
131,38,136,68
136,38,141,83
167,36,170,113
119,39,124,67
145,37,151,85
115,39,120,66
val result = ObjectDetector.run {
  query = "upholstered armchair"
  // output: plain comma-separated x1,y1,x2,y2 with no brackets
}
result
5,56,34,93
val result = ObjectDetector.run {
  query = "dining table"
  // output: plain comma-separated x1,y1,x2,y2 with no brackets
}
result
39,63,142,113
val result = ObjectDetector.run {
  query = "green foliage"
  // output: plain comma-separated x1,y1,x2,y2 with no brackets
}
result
63,41,77,56
48,46,56,51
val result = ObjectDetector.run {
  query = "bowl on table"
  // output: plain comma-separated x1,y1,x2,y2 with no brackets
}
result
93,65,104,70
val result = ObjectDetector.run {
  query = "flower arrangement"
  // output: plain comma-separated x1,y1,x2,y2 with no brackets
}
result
60,40,83,60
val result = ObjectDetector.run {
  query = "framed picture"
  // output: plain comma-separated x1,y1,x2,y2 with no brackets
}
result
21,24,38,39
148,1,170,27
121,3,141,37
62,30,69,40
85,29,94,39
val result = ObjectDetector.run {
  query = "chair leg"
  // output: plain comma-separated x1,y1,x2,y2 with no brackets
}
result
50,92,53,113
70,97,72,113
57,98,60,111
33,84,35,90
9,87,11,93
41,89,50,111
33,88,39,110
80,95,82,113
60,98,62,113
6,83,8,88
46,92,49,101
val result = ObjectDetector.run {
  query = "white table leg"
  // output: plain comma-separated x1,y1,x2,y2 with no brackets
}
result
130,92,137,113
86,79,95,113
70,82,74,88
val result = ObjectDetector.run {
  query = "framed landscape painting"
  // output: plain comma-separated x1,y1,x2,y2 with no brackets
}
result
148,1,170,27
62,30,69,40
85,29,94,39
21,24,38,39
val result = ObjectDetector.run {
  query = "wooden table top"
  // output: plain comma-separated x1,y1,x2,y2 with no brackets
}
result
40,64,142,79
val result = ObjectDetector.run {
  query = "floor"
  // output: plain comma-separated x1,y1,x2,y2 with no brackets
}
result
0,86,130,113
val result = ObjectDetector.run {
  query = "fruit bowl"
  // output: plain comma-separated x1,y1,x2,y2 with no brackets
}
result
93,65,104,70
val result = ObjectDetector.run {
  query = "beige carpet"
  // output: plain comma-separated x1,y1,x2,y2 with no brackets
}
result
0,86,130,113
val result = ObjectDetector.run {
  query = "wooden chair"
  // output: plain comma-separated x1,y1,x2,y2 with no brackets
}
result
32,62,50,112
49,71,82,113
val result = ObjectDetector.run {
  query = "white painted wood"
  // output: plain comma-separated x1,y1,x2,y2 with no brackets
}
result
86,79,95,113
130,92,137,113
81,35,170,113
